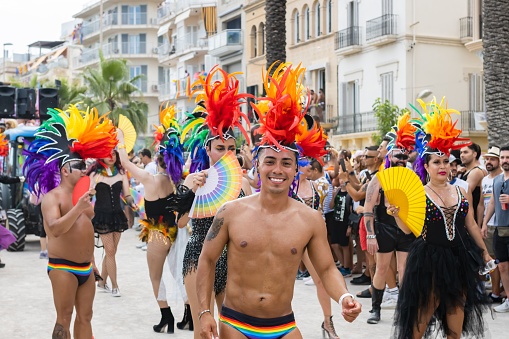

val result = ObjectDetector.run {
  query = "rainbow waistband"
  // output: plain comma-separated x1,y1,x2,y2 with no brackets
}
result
48,258,93,276
219,305,296,339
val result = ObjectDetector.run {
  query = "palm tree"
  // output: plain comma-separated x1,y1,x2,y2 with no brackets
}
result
265,0,287,70
483,0,509,145
78,53,148,134
57,78,87,110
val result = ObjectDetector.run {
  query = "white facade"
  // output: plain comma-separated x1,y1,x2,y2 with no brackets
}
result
73,0,161,130
332,0,486,150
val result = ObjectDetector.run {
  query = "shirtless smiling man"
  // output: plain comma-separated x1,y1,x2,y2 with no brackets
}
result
23,105,118,339
196,146,362,338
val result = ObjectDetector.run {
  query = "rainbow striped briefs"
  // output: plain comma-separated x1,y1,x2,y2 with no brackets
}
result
47,258,93,286
219,305,296,339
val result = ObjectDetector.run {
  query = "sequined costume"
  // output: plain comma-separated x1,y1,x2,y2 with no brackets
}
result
139,194,178,244
92,181,128,234
394,186,488,338
182,189,245,295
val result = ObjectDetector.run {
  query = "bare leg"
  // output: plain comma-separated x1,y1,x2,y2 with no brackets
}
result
386,252,397,289
73,273,95,339
491,267,502,296
146,233,171,308
48,270,79,338
185,270,212,339
341,245,353,269
40,237,47,252
100,232,121,289
445,305,465,339
373,252,392,290
413,297,438,339
396,251,409,285
366,251,376,279
331,244,343,265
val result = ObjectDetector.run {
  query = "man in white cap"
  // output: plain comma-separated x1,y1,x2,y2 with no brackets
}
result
479,145,503,303
449,154,469,192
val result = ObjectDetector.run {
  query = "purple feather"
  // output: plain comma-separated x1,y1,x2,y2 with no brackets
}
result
413,156,427,184
162,134,185,184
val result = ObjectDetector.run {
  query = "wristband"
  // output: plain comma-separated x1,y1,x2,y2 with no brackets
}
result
339,293,355,304
198,309,211,320
366,234,377,239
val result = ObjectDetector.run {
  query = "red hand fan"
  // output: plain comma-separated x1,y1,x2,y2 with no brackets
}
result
73,176,91,206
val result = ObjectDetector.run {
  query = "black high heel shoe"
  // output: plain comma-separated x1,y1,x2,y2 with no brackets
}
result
177,304,193,331
153,307,175,333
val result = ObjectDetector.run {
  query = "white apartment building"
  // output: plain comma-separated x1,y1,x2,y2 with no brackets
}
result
73,0,161,128
332,0,487,150
157,0,217,119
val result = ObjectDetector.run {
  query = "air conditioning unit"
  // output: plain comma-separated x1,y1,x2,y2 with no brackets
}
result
152,47,158,53
113,49,119,54
152,84,159,91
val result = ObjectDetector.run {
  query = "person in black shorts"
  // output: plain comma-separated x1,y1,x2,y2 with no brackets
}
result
330,180,353,277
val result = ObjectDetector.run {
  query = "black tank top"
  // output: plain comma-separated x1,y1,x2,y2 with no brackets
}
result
375,189,397,225
95,181,123,213
145,193,176,225
462,166,482,221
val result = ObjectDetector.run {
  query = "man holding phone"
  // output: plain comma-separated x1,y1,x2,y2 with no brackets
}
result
482,145,509,312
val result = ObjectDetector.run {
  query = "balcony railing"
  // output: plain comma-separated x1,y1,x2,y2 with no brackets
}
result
366,14,397,41
157,0,215,21
78,42,157,67
460,110,486,131
335,27,361,49
81,12,154,38
208,29,243,50
121,12,148,25
460,17,473,39
158,34,208,59
337,112,377,134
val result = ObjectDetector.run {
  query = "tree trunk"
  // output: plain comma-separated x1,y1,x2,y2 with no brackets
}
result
265,0,287,71
483,0,509,145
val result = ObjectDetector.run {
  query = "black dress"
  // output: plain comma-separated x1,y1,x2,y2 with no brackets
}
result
139,194,177,243
182,189,245,296
92,181,128,234
394,186,488,338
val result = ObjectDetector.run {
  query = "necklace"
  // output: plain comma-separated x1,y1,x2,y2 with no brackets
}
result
99,166,119,177
156,172,168,176
426,183,453,205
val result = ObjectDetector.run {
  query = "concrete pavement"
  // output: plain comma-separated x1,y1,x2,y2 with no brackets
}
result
1,229,507,338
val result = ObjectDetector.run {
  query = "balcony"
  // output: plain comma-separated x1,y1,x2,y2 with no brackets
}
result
208,29,243,57
460,17,473,43
335,27,362,56
158,34,208,64
77,42,158,68
157,0,217,23
366,14,397,46
337,112,377,135
81,12,157,40
459,110,486,133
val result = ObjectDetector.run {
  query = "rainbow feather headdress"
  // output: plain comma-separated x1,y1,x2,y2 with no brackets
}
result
153,102,184,184
23,104,118,196
180,66,251,172
386,112,417,154
253,62,327,161
410,97,471,157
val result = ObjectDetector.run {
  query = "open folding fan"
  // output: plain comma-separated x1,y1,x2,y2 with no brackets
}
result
190,151,243,219
118,114,137,153
377,167,426,237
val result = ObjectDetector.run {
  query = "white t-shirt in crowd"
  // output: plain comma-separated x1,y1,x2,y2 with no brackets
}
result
481,175,496,226
451,177,469,194
144,161,157,175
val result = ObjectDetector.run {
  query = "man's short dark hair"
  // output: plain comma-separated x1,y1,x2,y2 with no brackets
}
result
382,135,391,143
466,143,481,160
310,159,323,172
501,145,509,152
140,148,152,158
366,145,378,152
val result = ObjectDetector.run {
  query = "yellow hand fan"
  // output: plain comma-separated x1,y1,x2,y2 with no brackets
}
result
376,167,426,237
117,114,137,153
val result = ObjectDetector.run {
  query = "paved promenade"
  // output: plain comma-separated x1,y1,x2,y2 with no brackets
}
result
1,229,507,338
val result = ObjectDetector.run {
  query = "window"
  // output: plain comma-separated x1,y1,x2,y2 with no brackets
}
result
315,2,321,37
121,5,147,25
469,73,484,111
340,80,359,115
305,7,310,40
294,10,300,43
258,23,265,55
250,26,257,58
130,65,147,92
347,1,359,27
326,0,332,34
121,34,146,54
382,0,393,15
380,72,394,103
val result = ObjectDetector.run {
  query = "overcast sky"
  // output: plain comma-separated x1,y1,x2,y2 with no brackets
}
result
0,0,88,55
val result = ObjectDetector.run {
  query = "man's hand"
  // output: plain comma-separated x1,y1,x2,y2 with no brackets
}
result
192,171,208,192
341,297,362,322
481,225,488,239
367,238,378,255
499,194,509,205
76,189,94,213
200,313,219,339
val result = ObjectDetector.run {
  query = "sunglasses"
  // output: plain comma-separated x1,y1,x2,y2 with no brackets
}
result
394,154,409,161
69,161,87,172
363,155,376,159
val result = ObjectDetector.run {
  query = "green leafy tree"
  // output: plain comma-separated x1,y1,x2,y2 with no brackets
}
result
372,98,408,145
57,79,87,109
77,53,148,134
